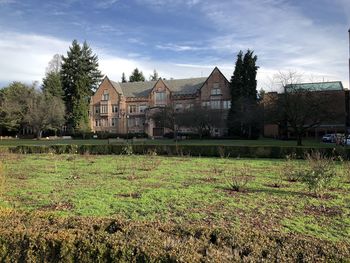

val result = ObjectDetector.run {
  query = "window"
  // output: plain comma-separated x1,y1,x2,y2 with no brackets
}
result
129,105,137,113
128,118,135,127
155,92,166,105
95,119,100,127
175,103,183,112
185,104,194,109
102,90,109,101
202,101,210,108
112,105,118,113
210,100,221,109
139,105,147,113
211,88,222,95
101,105,108,114
95,106,100,114
223,100,231,109
111,118,118,127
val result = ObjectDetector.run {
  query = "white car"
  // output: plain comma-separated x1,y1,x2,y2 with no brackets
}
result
344,135,350,145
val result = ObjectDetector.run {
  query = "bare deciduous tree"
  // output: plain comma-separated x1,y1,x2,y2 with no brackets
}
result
265,71,341,146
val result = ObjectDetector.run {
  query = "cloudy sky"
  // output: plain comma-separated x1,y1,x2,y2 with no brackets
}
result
0,0,349,90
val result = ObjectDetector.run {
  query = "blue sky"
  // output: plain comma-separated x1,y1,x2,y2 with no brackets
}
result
0,0,349,90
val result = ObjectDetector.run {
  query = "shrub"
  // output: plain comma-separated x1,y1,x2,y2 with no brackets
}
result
0,211,349,262
299,152,337,197
281,154,302,182
122,144,133,155
227,166,254,192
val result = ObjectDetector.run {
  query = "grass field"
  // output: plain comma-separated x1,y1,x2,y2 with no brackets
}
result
0,137,341,148
1,153,349,244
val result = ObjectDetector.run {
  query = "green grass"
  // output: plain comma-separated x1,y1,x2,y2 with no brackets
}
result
1,153,349,243
0,137,340,148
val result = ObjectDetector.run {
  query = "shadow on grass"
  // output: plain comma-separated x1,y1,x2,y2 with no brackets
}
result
218,185,313,198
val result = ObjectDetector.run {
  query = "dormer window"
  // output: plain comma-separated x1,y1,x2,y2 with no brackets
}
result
155,92,166,106
211,83,222,95
102,90,109,101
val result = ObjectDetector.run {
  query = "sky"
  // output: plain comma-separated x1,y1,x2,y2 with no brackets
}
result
0,0,349,91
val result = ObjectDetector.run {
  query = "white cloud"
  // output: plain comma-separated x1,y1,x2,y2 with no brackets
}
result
197,0,350,90
0,0,15,4
0,31,228,86
95,0,119,9
156,43,205,52
0,32,69,85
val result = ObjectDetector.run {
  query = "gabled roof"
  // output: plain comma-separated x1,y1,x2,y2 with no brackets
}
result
285,81,344,92
116,77,207,97
97,67,228,98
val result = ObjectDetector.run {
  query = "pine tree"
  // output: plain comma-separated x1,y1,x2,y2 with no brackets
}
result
42,71,63,98
149,69,159,81
61,40,102,133
129,68,145,82
228,50,259,138
121,72,127,83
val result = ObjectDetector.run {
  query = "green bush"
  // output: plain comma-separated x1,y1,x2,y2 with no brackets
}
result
6,144,350,160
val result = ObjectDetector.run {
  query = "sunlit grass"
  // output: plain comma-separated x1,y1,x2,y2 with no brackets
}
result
1,153,349,242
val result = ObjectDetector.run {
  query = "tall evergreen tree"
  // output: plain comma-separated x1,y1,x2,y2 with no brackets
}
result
42,71,63,98
149,69,159,81
121,72,127,83
227,50,259,138
129,68,145,82
61,40,102,133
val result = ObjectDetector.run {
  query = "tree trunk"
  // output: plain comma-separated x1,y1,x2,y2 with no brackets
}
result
297,134,303,146
37,130,42,139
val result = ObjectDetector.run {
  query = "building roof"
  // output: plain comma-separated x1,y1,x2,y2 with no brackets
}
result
114,77,207,97
285,81,344,92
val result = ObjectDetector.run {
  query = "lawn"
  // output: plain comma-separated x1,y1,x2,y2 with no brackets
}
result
1,153,349,244
0,137,339,148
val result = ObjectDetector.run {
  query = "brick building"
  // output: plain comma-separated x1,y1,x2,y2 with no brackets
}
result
263,81,350,138
89,67,231,137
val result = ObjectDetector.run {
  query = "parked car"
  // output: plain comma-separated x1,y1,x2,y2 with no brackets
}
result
322,134,336,143
322,133,345,143
343,135,350,145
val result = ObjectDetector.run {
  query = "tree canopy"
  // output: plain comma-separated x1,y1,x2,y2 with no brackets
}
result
129,68,145,82
60,40,102,132
227,50,259,138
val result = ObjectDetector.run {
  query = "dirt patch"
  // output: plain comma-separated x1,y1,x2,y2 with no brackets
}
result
40,201,74,211
305,205,343,217
115,192,142,199
199,177,219,183
305,193,335,200
264,183,289,189
223,188,250,196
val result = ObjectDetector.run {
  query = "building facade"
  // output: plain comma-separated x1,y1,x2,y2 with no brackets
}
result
263,81,350,138
89,67,231,137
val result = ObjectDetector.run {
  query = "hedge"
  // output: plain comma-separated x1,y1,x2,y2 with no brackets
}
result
0,208,349,262
4,144,350,159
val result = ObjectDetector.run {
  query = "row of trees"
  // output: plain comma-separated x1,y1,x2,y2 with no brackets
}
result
0,40,103,137
122,69,160,83
0,82,65,138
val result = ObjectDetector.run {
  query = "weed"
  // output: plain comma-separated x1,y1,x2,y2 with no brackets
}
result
122,143,133,155
299,152,337,197
281,154,302,182
227,166,254,192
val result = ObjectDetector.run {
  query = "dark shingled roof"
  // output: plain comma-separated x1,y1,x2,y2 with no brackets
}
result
110,77,207,97
285,81,344,92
